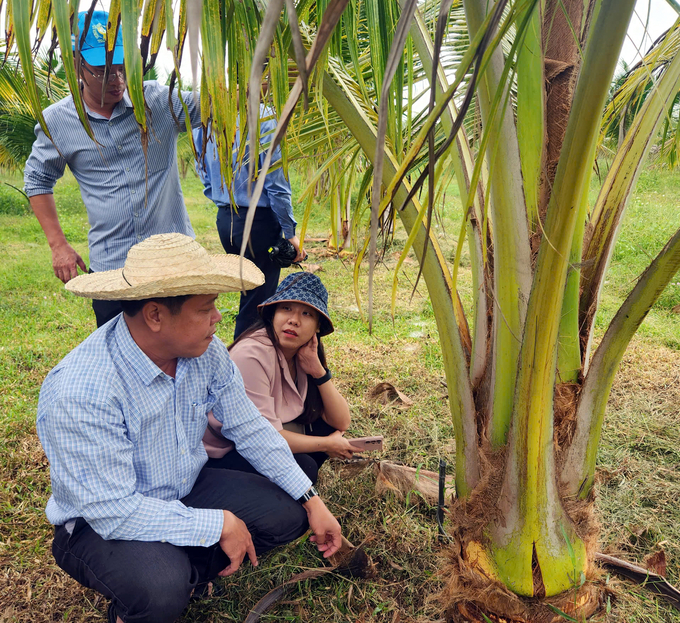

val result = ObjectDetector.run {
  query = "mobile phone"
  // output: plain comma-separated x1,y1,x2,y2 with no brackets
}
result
348,435,384,452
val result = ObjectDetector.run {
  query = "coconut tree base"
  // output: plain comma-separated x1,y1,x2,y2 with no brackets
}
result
441,542,608,623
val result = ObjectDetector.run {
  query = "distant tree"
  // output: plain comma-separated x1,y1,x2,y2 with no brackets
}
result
0,48,66,171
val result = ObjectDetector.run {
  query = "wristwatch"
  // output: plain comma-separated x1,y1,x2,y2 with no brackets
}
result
297,486,319,504
311,368,332,386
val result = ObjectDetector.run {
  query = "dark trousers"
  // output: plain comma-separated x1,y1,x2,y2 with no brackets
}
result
216,205,283,340
206,419,335,485
88,268,122,328
92,298,123,328
51,467,308,623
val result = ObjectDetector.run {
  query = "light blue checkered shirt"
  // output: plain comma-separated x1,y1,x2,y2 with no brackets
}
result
24,82,199,272
193,106,296,238
37,315,311,547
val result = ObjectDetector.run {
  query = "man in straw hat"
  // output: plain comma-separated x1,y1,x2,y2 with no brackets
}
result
37,234,342,622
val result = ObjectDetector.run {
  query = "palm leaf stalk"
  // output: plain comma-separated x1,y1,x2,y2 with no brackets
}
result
4,0,680,619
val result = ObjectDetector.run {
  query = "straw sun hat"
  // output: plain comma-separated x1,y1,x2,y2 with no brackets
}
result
65,233,264,300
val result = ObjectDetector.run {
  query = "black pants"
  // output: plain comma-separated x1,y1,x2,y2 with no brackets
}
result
87,268,124,328
92,298,123,328
216,205,283,340
206,419,335,485
51,467,308,623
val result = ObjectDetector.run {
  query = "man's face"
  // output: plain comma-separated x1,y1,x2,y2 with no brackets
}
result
80,60,126,107
158,294,223,359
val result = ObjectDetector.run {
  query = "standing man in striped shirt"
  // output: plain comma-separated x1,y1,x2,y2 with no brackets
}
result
24,11,200,327
38,234,342,623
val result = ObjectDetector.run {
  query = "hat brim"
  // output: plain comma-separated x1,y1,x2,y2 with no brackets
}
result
66,254,264,300
80,45,124,67
259,298,334,336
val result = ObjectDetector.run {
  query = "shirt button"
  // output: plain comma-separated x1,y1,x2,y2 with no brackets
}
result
182,478,187,484
181,448,186,455
137,235,142,240
108,122,112,127
131,189,136,194
133,212,138,217
126,167,130,172
117,145,122,150
199,538,206,545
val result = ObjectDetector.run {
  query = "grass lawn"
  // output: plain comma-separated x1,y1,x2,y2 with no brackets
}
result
0,164,679,622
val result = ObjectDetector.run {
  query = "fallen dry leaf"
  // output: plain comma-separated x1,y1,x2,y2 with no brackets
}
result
369,382,414,407
672,303,680,314
645,550,667,577
374,461,453,505
390,251,415,264
301,263,323,273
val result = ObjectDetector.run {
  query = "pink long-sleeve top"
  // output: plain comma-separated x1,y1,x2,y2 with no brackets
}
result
203,329,309,459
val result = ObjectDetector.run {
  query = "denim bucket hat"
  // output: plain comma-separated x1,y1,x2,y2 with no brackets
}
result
258,272,334,336
73,11,124,67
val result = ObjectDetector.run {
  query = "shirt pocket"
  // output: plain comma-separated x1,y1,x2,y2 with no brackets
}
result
145,125,174,173
186,400,212,446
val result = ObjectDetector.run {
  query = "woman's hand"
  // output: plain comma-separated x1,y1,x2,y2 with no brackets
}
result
297,333,326,378
324,430,356,459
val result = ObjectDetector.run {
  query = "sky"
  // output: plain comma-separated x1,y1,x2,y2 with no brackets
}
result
621,0,678,68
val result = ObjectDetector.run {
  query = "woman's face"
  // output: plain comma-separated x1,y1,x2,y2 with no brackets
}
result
272,302,320,353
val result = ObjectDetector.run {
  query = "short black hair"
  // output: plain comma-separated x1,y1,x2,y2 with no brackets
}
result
120,295,192,317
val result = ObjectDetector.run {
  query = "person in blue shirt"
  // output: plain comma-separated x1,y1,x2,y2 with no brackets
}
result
24,11,201,328
37,233,342,623
193,104,305,339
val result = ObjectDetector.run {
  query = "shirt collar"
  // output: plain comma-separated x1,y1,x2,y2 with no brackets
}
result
114,316,166,386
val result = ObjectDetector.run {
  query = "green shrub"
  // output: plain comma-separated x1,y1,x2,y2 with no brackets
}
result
0,183,30,216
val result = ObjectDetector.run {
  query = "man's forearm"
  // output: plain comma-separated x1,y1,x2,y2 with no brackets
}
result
30,193,88,282
30,194,69,250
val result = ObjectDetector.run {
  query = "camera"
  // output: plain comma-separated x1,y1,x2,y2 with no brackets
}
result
268,239,299,268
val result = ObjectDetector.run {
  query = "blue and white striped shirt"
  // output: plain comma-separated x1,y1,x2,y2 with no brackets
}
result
37,315,311,547
193,107,296,239
24,82,199,272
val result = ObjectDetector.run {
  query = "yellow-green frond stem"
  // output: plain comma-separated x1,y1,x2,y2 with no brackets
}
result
515,0,544,231
322,71,481,497
495,0,637,597
580,36,680,371
556,177,590,384
563,226,680,499
463,0,532,449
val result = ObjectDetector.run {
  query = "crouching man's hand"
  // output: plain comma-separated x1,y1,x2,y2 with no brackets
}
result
303,496,342,558
218,510,258,576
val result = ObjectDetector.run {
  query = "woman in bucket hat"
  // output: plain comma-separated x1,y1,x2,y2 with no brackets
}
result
203,272,356,484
